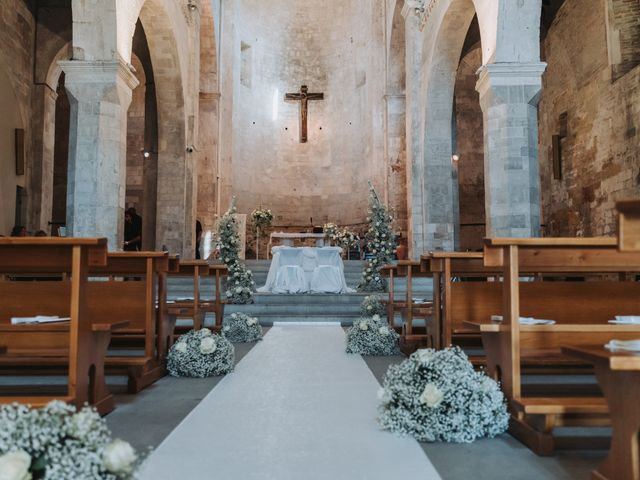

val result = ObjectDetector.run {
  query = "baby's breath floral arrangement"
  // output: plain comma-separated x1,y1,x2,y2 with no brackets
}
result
358,183,395,292
323,223,339,240
378,347,509,443
218,201,255,304
345,314,400,356
0,401,143,480
251,208,273,230
222,313,263,343
360,295,387,317
167,329,235,378
323,223,360,250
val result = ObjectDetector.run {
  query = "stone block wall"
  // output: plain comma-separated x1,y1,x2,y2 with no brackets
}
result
539,0,640,237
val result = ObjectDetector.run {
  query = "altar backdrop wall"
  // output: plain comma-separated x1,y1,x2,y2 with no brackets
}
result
230,0,386,227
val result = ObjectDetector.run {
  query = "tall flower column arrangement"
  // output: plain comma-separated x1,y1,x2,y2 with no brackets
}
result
358,183,396,292
251,207,273,259
218,200,255,304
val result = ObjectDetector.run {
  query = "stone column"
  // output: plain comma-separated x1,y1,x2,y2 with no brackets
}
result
59,60,139,248
28,84,58,232
402,4,425,259
476,62,546,238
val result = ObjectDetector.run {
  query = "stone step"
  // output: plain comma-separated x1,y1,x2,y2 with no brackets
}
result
225,304,362,315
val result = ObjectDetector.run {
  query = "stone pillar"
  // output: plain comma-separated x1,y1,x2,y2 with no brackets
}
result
197,92,220,235
59,60,139,248
28,84,57,232
476,62,546,238
402,4,425,259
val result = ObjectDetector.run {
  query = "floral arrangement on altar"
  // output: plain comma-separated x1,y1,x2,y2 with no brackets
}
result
167,329,235,378
218,200,255,304
345,314,400,356
323,223,360,250
360,294,387,318
251,208,273,230
0,401,143,479
358,183,396,292
222,313,263,343
377,347,509,443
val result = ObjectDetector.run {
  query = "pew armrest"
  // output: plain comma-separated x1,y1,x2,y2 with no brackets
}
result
92,321,130,332
513,397,609,415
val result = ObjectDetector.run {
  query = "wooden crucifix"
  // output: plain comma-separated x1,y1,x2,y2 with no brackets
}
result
285,85,324,143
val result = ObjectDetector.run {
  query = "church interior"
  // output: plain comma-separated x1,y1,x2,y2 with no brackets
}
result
0,0,639,478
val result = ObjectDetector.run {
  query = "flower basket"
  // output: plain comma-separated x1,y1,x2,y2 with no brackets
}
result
167,329,235,378
345,315,400,356
0,401,143,479
222,313,263,343
377,346,509,443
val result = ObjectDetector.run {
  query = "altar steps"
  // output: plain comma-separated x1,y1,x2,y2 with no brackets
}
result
168,260,432,326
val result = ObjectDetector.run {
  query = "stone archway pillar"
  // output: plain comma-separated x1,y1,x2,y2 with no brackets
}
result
476,62,546,238
59,59,139,249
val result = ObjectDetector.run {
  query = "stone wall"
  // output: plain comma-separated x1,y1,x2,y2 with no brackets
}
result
125,55,147,214
454,46,485,251
0,1,34,235
539,0,640,237
231,0,386,228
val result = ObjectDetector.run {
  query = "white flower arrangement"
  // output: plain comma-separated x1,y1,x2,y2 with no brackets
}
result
218,201,255,304
323,223,360,250
360,295,387,317
0,401,143,479
251,208,273,230
167,329,235,378
377,346,509,443
345,316,400,356
222,312,263,343
358,184,395,292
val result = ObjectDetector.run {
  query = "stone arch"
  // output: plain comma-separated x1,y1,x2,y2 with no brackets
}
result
134,0,191,254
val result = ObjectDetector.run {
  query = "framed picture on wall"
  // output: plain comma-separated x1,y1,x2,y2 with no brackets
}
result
15,128,25,175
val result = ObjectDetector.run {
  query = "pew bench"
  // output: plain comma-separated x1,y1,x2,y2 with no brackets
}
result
471,237,640,455
167,260,211,333
0,237,119,414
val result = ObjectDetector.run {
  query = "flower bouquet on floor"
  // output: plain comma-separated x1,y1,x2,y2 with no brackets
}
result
218,200,255,304
346,314,400,356
0,401,143,479
358,183,395,292
360,294,387,318
222,313,263,343
167,328,235,378
377,346,509,443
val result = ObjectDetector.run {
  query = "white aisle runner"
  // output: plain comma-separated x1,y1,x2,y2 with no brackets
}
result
141,326,441,480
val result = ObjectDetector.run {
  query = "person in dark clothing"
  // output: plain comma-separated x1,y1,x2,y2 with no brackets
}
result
124,210,142,251
195,220,203,259
10,226,27,237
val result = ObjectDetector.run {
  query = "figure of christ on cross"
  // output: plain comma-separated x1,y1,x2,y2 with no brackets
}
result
285,85,324,143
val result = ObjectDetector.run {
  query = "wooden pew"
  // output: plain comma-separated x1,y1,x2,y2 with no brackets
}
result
88,252,171,393
464,237,640,455
201,263,228,331
0,238,124,415
617,199,640,252
563,346,640,480
380,261,435,353
167,260,209,331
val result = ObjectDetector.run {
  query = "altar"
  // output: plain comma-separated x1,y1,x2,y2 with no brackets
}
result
267,232,326,258
257,246,354,294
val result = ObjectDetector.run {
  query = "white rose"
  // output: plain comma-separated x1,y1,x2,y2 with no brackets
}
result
377,388,392,405
225,258,230,262
103,439,137,475
223,325,230,332
235,287,243,294
359,321,369,331
200,328,212,337
0,450,31,480
378,326,390,336
419,383,444,408
199,337,217,354
372,314,381,322
367,305,373,311
414,348,435,364
175,342,187,353
226,290,232,297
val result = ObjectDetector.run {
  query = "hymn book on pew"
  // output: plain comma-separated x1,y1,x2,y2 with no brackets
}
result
10,315,71,325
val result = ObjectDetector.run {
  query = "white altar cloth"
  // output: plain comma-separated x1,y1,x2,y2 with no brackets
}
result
258,246,353,294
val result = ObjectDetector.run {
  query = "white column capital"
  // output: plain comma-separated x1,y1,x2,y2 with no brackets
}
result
476,62,547,97
58,58,140,92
